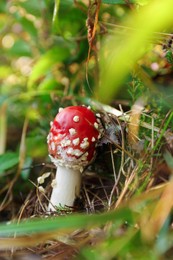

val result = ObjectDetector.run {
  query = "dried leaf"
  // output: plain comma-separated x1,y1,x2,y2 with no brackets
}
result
141,177,173,242
99,124,121,146
86,0,101,49
128,98,145,147
0,102,7,154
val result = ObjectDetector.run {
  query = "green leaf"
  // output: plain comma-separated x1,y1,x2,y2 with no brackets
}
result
26,136,47,158
0,2,6,12
19,0,46,17
28,46,70,88
0,152,19,175
20,157,33,180
0,14,8,31
38,77,59,91
0,66,12,79
19,17,38,38
8,40,32,57
0,207,133,236
56,3,86,38
165,51,173,64
80,229,140,259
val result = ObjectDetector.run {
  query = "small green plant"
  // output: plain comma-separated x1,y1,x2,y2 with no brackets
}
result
128,76,146,104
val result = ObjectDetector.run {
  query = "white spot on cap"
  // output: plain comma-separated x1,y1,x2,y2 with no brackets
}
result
51,142,55,151
74,149,83,157
50,121,53,127
94,122,99,129
81,152,89,160
58,133,65,139
61,139,71,147
58,107,63,113
53,125,58,132
73,115,80,122
67,147,74,155
81,157,88,162
73,138,80,146
69,128,76,136
91,137,96,142
48,133,53,140
80,139,89,149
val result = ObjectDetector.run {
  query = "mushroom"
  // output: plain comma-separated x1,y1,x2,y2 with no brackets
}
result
47,106,101,211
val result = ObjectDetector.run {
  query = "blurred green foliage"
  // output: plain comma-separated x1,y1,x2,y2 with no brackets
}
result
98,0,173,103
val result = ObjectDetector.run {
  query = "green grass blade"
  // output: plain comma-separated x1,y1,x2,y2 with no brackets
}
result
0,208,133,237
0,103,7,154
97,0,173,103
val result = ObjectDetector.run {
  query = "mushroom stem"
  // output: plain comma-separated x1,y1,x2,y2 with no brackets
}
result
48,166,82,211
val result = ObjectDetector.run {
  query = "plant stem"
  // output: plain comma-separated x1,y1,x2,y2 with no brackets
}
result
48,165,82,211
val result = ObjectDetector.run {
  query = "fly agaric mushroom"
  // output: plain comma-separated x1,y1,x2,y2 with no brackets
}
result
47,106,101,211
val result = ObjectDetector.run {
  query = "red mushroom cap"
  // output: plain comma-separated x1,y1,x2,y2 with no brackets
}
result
47,106,101,169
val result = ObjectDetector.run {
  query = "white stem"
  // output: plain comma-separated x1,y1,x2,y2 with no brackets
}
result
48,165,81,211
